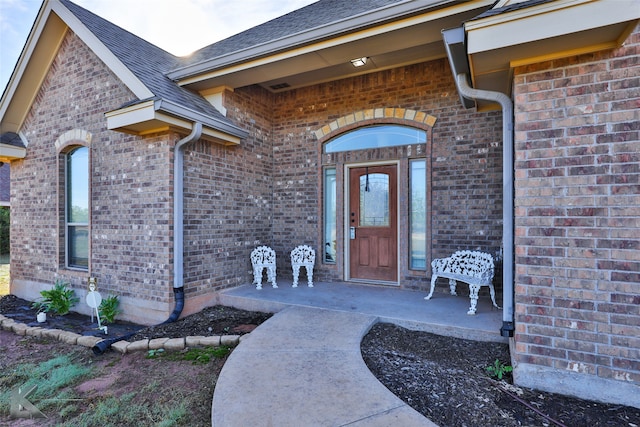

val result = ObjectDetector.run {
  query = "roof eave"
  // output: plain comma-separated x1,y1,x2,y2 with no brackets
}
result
465,0,640,99
0,0,154,135
105,99,248,145
167,0,460,82
0,144,27,163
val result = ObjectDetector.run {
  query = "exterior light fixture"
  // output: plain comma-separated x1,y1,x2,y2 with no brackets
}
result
350,57,368,67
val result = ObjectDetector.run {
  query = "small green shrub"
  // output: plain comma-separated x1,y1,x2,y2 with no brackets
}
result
31,280,79,316
486,359,513,380
98,295,121,324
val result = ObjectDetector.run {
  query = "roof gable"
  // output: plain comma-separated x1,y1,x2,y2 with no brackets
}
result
0,0,246,145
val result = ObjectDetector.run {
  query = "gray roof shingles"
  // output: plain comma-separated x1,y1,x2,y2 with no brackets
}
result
183,0,405,66
60,0,229,123
59,0,412,121
472,0,556,20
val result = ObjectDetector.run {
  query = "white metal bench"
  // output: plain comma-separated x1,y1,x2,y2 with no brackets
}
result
425,250,500,315
291,245,315,287
251,246,277,290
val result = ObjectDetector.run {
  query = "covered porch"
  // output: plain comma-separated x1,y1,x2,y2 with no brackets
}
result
219,281,507,343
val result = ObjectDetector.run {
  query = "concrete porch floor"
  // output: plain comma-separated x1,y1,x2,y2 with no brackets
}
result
219,280,507,343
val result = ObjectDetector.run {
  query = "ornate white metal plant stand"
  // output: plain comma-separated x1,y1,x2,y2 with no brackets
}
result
251,246,278,290
425,250,500,315
291,245,315,287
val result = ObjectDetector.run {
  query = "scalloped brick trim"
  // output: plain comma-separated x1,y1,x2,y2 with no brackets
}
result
314,108,437,141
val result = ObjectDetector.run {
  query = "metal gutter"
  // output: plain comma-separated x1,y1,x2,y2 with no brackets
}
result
153,99,248,139
442,26,515,337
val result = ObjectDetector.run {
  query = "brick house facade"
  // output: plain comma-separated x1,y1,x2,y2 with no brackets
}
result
512,27,640,402
0,0,638,408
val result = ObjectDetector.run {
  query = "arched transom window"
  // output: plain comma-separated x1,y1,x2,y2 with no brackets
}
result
323,125,427,153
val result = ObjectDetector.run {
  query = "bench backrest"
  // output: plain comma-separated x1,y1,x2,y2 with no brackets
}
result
291,245,315,265
438,250,494,278
251,246,276,266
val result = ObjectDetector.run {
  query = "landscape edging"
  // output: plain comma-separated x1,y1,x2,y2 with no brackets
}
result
0,314,241,353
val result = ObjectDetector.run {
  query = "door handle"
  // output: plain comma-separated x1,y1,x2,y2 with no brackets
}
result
350,226,356,240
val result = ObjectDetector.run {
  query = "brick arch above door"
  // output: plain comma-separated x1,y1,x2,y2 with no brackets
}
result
313,108,437,143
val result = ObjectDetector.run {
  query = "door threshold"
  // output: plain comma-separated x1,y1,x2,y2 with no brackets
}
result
348,279,399,287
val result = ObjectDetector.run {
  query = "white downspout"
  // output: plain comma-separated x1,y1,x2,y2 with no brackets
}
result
163,122,202,324
455,74,515,337
174,122,202,289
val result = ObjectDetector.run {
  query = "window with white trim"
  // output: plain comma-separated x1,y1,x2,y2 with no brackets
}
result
65,146,89,269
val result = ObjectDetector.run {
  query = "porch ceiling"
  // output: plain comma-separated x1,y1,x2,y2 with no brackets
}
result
465,0,640,110
176,2,494,94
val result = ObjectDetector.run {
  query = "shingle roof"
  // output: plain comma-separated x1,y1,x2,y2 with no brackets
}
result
60,0,230,123
0,132,25,148
183,0,404,66
472,0,556,20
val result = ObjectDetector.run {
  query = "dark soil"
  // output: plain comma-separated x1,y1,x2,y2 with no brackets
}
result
2,294,639,427
361,323,640,427
0,294,272,341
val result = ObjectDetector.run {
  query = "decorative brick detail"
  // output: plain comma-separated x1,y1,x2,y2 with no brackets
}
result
55,129,92,152
313,108,437,141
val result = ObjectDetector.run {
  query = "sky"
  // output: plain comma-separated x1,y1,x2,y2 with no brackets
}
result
0,0,317,92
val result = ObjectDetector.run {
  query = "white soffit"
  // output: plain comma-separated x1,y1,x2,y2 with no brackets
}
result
0,145,27,162
105,102,241,145
465,0,640,55
464,0,640,97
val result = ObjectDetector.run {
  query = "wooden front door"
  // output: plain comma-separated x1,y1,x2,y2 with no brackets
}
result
349,165,398,282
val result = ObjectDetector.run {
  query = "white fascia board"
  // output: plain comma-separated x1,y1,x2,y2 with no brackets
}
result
50,0,153,100
155,99,248,139
465,0,640,54
106,98,247,143
104,100,156,129
0,1,58,131
169,0,494,83
0,144,27,161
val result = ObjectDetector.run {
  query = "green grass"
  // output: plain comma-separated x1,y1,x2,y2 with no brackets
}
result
0,355,90,416
70,392,188,427
0,349,201,426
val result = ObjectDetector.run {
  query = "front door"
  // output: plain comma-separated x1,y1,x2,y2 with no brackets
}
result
349,165,397,282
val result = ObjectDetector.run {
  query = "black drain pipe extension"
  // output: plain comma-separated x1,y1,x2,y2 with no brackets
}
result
92,123,202,355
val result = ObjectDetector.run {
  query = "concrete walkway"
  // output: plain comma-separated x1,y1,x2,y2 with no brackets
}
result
212,305,438,426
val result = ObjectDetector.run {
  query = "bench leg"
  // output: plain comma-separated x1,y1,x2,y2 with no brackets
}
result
253,267,263,290
449,279,458,296
292,265,300,287
489,284,500,309
306,265,314,287
467,284,480,315
267,267,278,288
424,275,438,300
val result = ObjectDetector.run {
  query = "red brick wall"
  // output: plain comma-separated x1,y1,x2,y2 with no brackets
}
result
10,32,175,323
182,85,275,297
513,26,640,391
264,60,503,289
9,32,504,321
